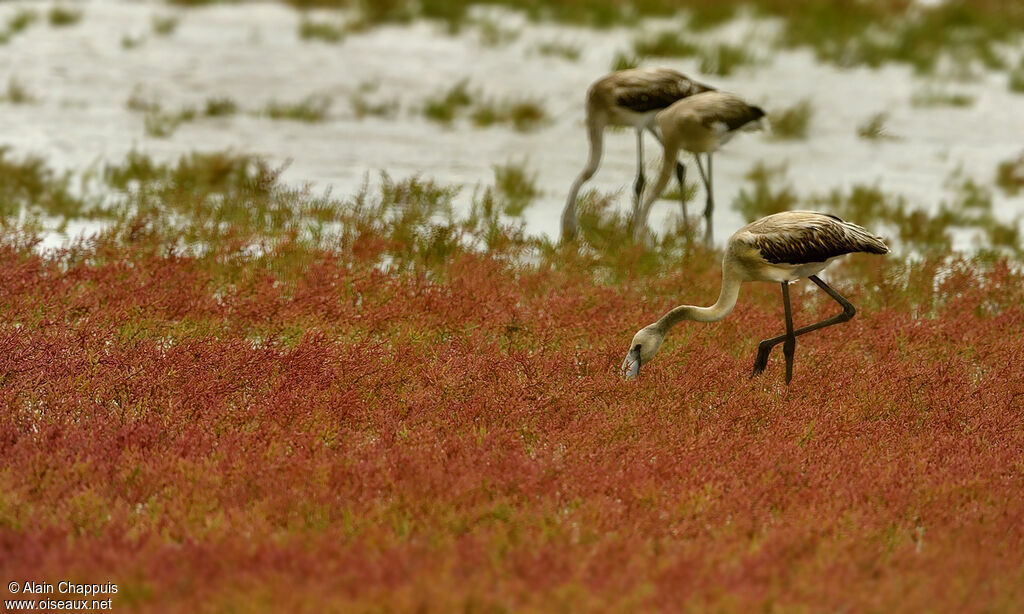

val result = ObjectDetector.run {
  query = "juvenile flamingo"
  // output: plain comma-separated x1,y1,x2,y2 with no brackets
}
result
561,67,713,241
622,211,889,384
634,90,766,245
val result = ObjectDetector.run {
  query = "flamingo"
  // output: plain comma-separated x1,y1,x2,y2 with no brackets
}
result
621,211,889,384
561,67,714,242
634,90,766,245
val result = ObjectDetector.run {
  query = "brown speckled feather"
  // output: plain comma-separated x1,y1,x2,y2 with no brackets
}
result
605,68,714,113
740,211,889,265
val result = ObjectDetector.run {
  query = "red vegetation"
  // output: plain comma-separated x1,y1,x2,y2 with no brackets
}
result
1,232,1023,612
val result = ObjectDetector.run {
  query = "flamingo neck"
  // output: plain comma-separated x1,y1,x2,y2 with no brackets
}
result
654,262,743,332
561,115,606,237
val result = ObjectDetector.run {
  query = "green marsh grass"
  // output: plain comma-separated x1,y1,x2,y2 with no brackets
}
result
125,89,161,113
423,79,473,124
474,17,519,47
121,34,144,50
610,51,640,72
0,147,87,219
632,31,698,58
1008,59,1024,93
491,159,540,216
698,43,755,76
265,95,332,122
204,96,239,117
728,162,1019,254
143,107,197,138
165,0,1024,82
996,154,1024,196
423,81,545,131
48,5,83,27
350,93,399,119
299,17,346,42
769,99,814,140
659,182,699,204
732,162,799,221
152,14,180,36
534,40,581,61
857,112,897,141
99,150,345,246
471,97,547,131
2,77,36,104
6,8,38,35
910,85,975,107
350,80,399,118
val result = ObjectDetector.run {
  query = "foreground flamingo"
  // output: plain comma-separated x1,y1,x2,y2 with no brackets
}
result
622,211,888,384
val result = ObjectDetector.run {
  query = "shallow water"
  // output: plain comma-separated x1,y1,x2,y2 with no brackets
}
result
2,1,1022,249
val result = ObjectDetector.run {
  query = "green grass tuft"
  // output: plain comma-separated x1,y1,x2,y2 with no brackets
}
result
534,40,581,61
0,147,88,218
152,14,180,36
732,162,799,221
857,112,897,141
698,43,755,76
632,31,698,58
910,85,975,107
610,51,640,72
350,92,400,119
769,99,814,140
7,8,38,34
1008,58,1024,93
2,77,36,104
996,154,1024,196
492,159,540,216
265,95,332,122
299,17,346,43
204,97,239,117
474,17,519,47
122,34,144,50
423,79,473,124
472,98,547,131
422,81,544,131
48,4,83,27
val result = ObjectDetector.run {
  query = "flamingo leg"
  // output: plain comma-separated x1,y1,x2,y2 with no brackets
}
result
647,126,688,225
692,153,713,244
782,282,796,384
561,119,604,242
750,275,857,381
675,163,687,226
633,128,645,214
704,153,714,245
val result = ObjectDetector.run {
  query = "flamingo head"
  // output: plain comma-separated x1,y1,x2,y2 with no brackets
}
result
621,326,665,379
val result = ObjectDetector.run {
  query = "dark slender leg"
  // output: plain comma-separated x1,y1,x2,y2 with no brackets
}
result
692,153,713,244
674,163,687,225
633,129,645,214
750,275,858,379
704,153,714,245
782,282,796,384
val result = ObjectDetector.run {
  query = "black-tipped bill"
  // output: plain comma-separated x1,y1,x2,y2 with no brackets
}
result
622,345,642,380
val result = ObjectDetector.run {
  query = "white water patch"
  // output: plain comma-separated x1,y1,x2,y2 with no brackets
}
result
0,1,1021,250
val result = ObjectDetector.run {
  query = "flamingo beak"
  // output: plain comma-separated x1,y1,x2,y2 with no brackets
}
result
622,345,642,380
